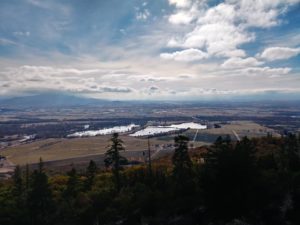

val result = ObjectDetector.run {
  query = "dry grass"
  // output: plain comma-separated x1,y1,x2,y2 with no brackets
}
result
1,135,171,165
1,121,277,166
199,121,279,137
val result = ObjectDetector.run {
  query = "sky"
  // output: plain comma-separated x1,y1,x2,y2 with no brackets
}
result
0,0,299,100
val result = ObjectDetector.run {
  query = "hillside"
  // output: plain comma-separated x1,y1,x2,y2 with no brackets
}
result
0,92,108,108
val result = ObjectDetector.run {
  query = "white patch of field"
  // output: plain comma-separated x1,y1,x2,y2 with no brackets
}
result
130,126,179,137
130,122,207,137
68,124,139,137
170,122,207,129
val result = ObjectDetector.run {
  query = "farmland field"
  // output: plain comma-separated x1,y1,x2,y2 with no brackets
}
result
1,120,278,166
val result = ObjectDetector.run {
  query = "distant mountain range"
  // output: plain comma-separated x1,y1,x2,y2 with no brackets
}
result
1,91,300,109
0,92,109,108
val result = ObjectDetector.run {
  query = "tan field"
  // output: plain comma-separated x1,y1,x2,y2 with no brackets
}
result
1,135,174,165
1,121,278,166
200,121,279,137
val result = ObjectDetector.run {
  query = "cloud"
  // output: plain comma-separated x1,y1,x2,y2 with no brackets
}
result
198,3,235,24
241,66,291,76
0,64,166,98
176,87,238,96
0,38,16,46
146,86,161,95
168,1,201,25
228,0,300,28
149,86,159,91
14,65,101,76
168,10,196,24
13,31,30,36
178,74,193,79
99,86,132,93
0,0,299,100
137,76,168,82
165,2,253,58
168,0,192,8
184,22,252,57
27,0,70,15
222,57,264,68
0,65,110,95
164,0,299,60
1,83,10,88
258,47,300,61
136,8,151,20
0,59,298,99
160,48,208,62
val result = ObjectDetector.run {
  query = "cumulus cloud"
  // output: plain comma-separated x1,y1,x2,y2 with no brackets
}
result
228,0,300,28
164,2,253,59
258,47,300,61
222,57,264,68
163,0,299,61
168,10,196,24
198,3,235,24
0,59,298,99
160,48,208,62
184,23,252,57
0,0,299,99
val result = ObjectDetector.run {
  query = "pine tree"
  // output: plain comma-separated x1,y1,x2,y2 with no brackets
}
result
12,165,23,197
104,133,127,192
85,160,97,190
25,163,30,191
65,167,80,199
202,136,260,220
27,158,53,225
172,135,193,193
281,133,300,172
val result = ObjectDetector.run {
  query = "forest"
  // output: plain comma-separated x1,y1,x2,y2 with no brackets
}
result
0,133,300,225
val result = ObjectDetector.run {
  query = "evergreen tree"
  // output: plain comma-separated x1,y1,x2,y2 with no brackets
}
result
25,163,30,191
172,135,193,193
85,160,97,190
11,165,27,225
202,137,262,221
65,167,80,199
281,133,300,172
12,165,23,197
27,158,53,225
104,133,127,192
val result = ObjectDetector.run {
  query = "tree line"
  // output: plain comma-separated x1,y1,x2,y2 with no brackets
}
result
0,133,300,225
